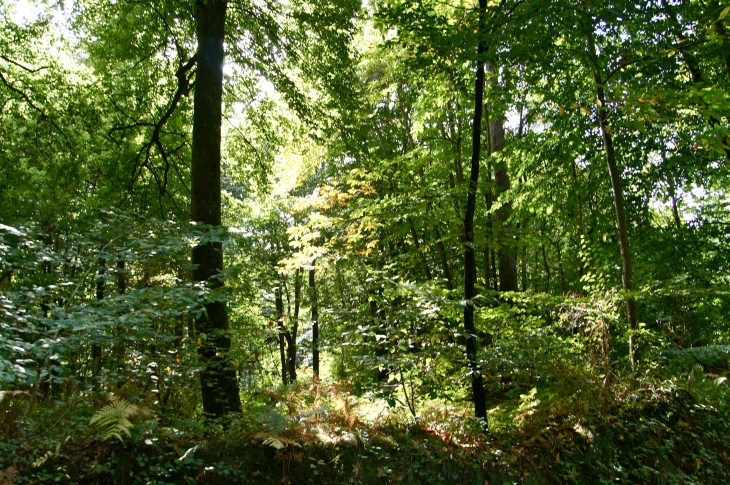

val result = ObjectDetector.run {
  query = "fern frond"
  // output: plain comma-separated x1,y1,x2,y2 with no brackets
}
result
90,393,148,442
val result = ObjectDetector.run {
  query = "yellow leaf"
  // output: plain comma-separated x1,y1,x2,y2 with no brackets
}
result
719,6,730,20
604,125,612,134
559,106,565,115
580,106,590,116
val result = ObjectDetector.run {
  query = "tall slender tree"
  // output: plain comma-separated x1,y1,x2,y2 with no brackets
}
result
486,63,518,292
191,0,241,416
581,9,640,371
464,0,489,424
309,266,320,378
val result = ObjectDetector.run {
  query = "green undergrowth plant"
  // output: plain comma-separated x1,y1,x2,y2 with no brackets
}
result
90,393,153,442
1,372,728,484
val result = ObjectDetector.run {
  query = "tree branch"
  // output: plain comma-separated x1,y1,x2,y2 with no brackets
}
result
0,69,73,151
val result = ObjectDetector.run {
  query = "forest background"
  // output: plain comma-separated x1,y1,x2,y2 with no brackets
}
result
1,0,730,483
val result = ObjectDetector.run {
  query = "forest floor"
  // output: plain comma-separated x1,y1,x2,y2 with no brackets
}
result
2,376,730,485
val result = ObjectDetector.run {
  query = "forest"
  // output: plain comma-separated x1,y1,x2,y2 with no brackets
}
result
1,0,729,483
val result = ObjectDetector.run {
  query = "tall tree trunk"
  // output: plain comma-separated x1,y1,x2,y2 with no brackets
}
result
376,305,390,382
285,268,302,382
540,241,550,293
667,175,682,230
114,259,127,386
463,0,488,425
409,219,433,280
484,163,494,290
487,65,518,292
191,0,241,415
309,266,319,378
556,241,566,294
92,258,105,379
116,259,127,294
276,285,288,385
585,26,640,371
484,247,492,290
521,245,527,292
571,161,586,280
368,279,391,383
433,223,453,290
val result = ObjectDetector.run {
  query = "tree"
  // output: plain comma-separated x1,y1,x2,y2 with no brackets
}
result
309,265,320,378
580,10,640,370
191,0,241,415
486,63,519,292
463,0,489,424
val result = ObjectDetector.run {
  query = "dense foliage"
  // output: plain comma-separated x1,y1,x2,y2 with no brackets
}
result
1,0,729,483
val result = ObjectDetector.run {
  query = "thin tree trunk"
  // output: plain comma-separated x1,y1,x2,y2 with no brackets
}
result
463,0,488,425
541,241,550,294
286,268,302,382
487,64,518,292
175,316,184,348
369,296,390,382
191,0,241,415
116,260,126,293
484,247,491,290
114,259,127,386
556,241,566,294
409,219,433,280
309,267,319,378
376,306,389,382
585,26,640,371
92,258,105,379
668,176,682,230
433,225,453,290
276,285,287,385
484,164,494,290
571,161,586,280
521,245,527,292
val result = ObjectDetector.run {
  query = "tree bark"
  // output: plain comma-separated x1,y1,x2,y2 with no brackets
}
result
191,0,241,415
463,0,488,425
